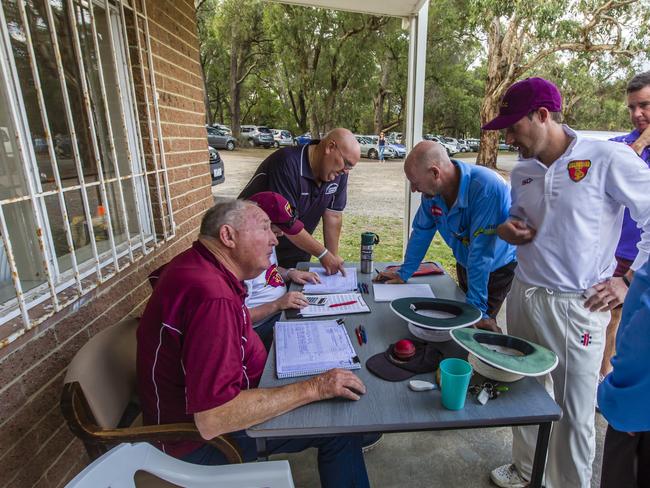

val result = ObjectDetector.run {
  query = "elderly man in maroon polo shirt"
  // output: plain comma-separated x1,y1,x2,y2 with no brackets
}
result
136,199,370,487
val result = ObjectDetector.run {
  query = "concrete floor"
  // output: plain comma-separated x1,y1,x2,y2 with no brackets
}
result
217,149,609,487
270,415,607,487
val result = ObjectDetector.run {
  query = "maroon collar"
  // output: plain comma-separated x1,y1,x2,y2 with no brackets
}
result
192,241,247,299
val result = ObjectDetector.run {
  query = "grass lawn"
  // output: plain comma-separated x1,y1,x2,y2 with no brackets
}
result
312,214,457,279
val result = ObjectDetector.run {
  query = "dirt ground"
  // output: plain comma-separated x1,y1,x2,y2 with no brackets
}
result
212,147,518,217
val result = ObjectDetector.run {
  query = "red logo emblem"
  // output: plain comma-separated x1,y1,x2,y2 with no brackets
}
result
567,160,591,182
431,205,443,216
265,265,285,288
580,331,592,347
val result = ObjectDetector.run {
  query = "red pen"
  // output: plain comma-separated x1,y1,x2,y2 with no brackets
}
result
354,327,363,346
329,300,357,308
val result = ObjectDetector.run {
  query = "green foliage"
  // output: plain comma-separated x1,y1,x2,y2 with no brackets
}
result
197,0,650,139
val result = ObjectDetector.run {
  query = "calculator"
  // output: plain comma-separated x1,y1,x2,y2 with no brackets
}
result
306,296,327,306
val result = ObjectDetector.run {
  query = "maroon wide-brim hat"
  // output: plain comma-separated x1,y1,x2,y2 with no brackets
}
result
482,77,563,131
248,191,304,236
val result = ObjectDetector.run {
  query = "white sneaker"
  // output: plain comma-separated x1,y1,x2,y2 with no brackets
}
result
490,464,529,488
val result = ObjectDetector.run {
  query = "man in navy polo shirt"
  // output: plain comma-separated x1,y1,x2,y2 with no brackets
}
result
600,71,650,381
239,128,361,275
137,200,370,487
375,141,517,332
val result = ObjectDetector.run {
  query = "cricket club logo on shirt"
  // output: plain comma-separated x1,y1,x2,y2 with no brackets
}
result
430,205,443,217
580,331,592,347
325,183,338,195
265,264,285,288
567,160,591,182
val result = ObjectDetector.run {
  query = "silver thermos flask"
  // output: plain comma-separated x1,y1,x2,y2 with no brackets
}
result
360,232,379,274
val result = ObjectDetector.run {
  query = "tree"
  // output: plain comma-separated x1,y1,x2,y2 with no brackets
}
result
205,0,271,137
470,0,650,168
264,5,388,135
423,0,483,138
371,20,408,134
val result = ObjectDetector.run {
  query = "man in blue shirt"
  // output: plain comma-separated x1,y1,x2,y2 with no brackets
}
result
375,141,517,332
597,256,650,487
600,71,650,381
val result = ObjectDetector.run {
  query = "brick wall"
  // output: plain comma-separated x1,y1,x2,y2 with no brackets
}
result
0,1,212,486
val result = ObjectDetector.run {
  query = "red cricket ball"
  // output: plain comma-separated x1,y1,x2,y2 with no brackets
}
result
394,339,416,360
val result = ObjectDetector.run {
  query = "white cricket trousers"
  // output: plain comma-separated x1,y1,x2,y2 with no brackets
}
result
507,277,609,488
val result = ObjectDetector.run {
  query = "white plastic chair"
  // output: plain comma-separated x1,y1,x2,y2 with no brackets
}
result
65,443,295,488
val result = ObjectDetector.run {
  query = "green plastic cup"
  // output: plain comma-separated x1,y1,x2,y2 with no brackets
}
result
439,358,473,410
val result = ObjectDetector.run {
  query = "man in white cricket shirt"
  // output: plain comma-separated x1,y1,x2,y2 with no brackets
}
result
482,77,650,488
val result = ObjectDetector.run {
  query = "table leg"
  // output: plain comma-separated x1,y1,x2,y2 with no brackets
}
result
530,422,552,488
256,438,268,461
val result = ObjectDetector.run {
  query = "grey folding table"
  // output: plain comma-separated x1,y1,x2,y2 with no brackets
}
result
246,263,561,488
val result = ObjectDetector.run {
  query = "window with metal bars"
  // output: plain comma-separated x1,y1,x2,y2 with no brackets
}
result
0,0,174,347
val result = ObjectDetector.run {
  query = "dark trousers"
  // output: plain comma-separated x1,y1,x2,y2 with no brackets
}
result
601,425,650,488
276,236,312,269
182,431,370,488
455,261,517,317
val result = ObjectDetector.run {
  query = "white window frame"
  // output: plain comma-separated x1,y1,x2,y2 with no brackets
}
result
0,0,175,347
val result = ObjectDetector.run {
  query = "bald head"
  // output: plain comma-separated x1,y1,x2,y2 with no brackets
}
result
323,128,361,158
404,140,457,198
313,128,361,183
404,140,452,173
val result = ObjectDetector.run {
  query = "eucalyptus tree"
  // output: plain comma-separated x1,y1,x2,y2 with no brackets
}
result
469,0,650,168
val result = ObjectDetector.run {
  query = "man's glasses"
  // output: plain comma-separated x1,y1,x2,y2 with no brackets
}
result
332,142,355,171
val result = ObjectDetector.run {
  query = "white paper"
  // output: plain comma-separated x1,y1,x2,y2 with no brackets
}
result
372,283,435,302
275,320,360,378
302,267,358,294
300,292,369,317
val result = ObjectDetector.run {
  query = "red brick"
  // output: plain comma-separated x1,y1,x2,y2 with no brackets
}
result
0,381,26,426
44,439,88,487
0,1,208,484
0,329,57,387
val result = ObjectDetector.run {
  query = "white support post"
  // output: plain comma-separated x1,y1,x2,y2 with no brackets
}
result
403,1,429,255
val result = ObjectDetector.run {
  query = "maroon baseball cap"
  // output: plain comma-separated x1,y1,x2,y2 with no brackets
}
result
482,77,563,130
248,192,304,235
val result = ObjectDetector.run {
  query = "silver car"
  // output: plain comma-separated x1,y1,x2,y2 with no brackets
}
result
355,135,396,159
206,126,236,151
272,129,293,148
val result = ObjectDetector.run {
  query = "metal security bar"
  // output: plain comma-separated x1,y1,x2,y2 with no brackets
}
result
0,0,175,348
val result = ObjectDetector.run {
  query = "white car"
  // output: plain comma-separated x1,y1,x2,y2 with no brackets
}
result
423,134,458,156
272,129,293,148
355,135,396,159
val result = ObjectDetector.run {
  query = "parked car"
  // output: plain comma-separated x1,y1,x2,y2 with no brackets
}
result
272,129,293,148
387,132,403,144
211,123,232,135
466,138,480,152
294,133,312,145
423,134,458,156
389,142,406,159
498,141,518,151
240,125,274,148
209,147,224,185
457,139,471,152
355,135,396,159
206,126,236,151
